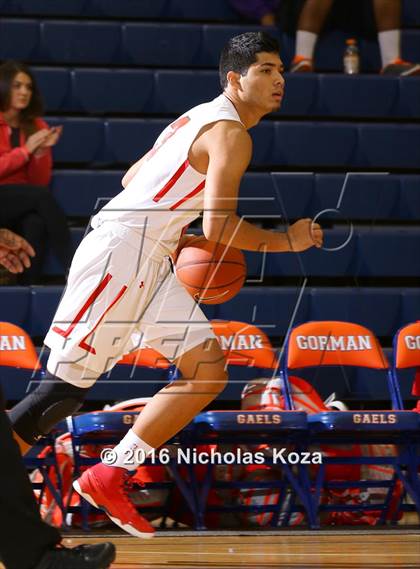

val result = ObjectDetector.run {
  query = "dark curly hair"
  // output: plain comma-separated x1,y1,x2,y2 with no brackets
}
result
0,61,44,134
219,32,280,89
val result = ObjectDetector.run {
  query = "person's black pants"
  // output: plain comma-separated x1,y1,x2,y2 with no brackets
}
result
0,184,72,283
0,385,61,569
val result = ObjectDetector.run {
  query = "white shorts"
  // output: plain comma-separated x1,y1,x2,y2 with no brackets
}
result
44,222,215,386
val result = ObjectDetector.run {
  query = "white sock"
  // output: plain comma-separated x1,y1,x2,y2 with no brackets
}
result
378,29,400,67
295,30,318,60
104,429,154,471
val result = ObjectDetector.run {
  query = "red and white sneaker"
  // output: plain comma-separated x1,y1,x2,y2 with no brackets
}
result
73,463,155,539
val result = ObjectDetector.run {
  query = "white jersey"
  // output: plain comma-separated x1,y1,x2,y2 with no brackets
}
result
91,94,243,250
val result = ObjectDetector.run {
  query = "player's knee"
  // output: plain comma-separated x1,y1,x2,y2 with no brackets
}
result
8,373,89,445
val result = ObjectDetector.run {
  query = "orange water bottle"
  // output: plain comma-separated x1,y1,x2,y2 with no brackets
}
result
343,38,360,74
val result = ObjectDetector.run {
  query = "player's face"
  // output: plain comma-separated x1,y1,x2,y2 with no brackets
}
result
240,52,285,114
9,72,33,112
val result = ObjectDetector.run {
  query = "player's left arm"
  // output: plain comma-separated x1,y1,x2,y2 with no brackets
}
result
202,121,323,252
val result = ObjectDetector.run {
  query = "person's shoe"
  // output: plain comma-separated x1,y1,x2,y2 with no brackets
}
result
290,55,314,72
381,58,420,76
34,542,116,569
73,463,155,539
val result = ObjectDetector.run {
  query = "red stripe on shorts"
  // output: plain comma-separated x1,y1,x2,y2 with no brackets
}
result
52,273,113,338
79,284,128,355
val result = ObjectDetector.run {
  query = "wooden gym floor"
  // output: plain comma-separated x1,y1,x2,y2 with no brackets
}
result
60,530,420,568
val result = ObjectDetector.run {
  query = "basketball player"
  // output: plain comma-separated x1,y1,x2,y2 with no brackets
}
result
9,32,323,538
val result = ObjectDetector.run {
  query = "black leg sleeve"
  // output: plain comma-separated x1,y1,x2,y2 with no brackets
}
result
0,385,61,569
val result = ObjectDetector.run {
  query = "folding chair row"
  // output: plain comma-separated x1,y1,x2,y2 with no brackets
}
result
1,20,419,69
279,320,420,526
42,117,420,168
32,68,420,119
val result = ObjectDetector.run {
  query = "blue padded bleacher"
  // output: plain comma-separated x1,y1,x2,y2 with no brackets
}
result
154,70,220,113
168,0,237,21
358,124,420,169
277,74,318,116
317,76,398,118
403,0,420,26
0,0,238,20
0,288,31,330
29,286,62,337
0,0,87,17
51,171,418,221
122,23,202,67
40,20,121,64
308,288,401,337
48,117,104,163
203,288,311,338
2,20,420,69
312,173,399,220
29,67,420,119
42,226,420,279
71,69,154,114
31,67,71,112
399,79,420,119
37,119,420,168
51,170,121,217
23,286,420,337
2,1,417,25
105,119,169,163
356,227,420,277
401,291,420,329
272,122,357,167
0,18,39,60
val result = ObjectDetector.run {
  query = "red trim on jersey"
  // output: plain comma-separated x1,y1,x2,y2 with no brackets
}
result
79,284,128,355
52,273,113,338
152,159,189,203
170,179,205,211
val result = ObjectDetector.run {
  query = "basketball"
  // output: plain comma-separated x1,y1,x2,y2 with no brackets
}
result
175,236,246,304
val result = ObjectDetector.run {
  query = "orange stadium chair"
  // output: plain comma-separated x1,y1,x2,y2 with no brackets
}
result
281,321,420,526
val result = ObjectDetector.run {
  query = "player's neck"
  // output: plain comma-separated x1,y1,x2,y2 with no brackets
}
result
222,92,263,130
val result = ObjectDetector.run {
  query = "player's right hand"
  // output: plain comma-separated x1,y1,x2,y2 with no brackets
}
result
286,218,323,252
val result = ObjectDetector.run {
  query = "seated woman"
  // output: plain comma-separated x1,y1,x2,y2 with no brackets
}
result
0,61,71,284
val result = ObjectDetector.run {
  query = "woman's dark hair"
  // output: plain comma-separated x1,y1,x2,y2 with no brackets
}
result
219,32,280,89
0,60,44,132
